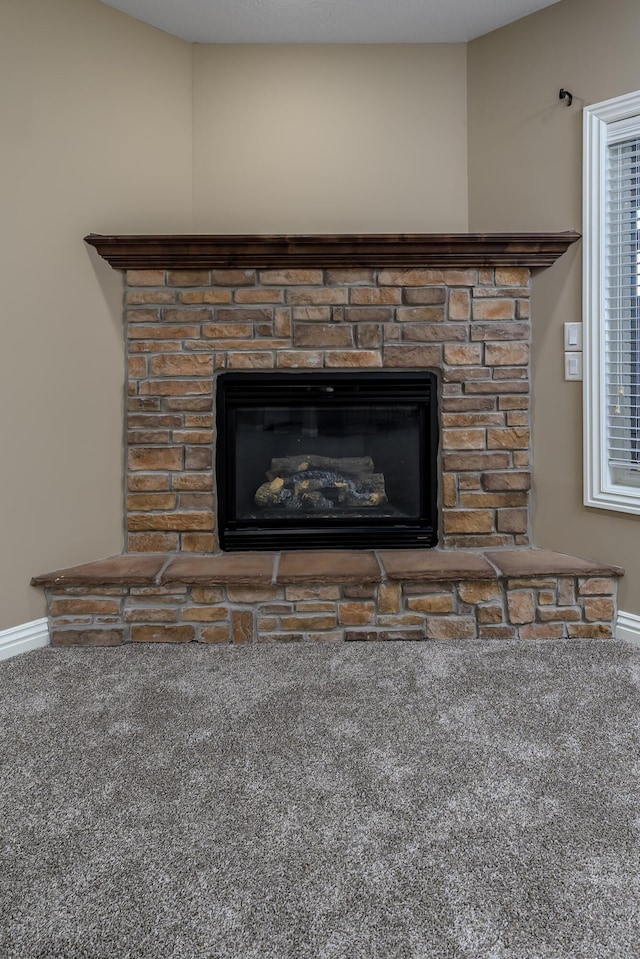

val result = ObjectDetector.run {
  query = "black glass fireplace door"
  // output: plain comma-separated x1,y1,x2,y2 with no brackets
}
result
216,371,438,550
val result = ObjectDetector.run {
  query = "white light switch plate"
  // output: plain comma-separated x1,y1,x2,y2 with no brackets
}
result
564,352,583,381
564,322,583,350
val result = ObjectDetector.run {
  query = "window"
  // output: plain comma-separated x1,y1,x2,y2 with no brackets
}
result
584,89,640,513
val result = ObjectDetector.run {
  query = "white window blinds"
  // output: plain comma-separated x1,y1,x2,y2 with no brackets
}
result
606,135,640,485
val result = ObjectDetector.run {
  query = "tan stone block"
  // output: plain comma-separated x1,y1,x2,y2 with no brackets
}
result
448,289,471,320
443,510,494,533
383,345,442,367
342,585,377,599
442,429,485,450
345,628,425,641
506,412,529,426
584,598,615,622
257,632,303,643
442,413,504,428
293,324,353,348
507,578,557,589
513,452,530,467
444,270,478,286
182,533,216,552
496,508,528,534
200,625,231,643
286,288,348,305
477,604,504,624
378,269,443,286
126,493,177,511
201,324,253,339
325,350,382,368
396,307,445,322
128,512,213,532
292,307,331,321
180,606,227,622
50,599,121,616
567,624,614,639
442,474,457,508
349,287,400,305
325,269,374,284
487,428,530,450
338,602,375,625
232,609,254,644
485,343,530,366
344,307,395,323
458,474,481,489
172,474,212,492
479,625,517,640
507,590,535,624
578,577,616,596
127,290,175,305
496,268,530,287
132,625,195,643
258,604,293,615
228,352,275,369
173,431,213,446
128,448,182,471
426,617,476,640
443,534,512,548
402,323,466,343
356,325,383,349
375,614,423,627
127,269,165,286
407,594,454,613
178,290,232,305
444,344,483,366
276,351,324,368
128,532,179,552
294,602,336,612
259,269,323,285
280,614,337,630
128,429,172,446
224,587,280,604
482,471,531,491
128,356,147,379
285,586,341,600
519,624,565,640
149,354,213,377
537,606,581,622
442,397,497,412
139,380,213,397
128,414,183,429
458,582,501,604
274,308,292,337
128,324,199,341
557,578,575,606
403,287,446,305
211,270,255,286
538,590,556,606
124,607,179,623
472,299,515,320
470,322,529,342
378,583,402,614
191,587,224,603
460,492,528,509
498,396,530,410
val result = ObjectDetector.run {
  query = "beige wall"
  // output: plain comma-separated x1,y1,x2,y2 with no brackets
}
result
468,0,640,613
0,0,192,630
192,44,468,233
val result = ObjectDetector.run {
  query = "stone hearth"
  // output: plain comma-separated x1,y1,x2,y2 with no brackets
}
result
33,232,625,646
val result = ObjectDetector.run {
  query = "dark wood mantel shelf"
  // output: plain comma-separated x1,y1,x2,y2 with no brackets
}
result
84,232,581,270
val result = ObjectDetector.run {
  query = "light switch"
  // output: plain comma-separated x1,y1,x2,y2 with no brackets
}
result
564,322,583,350
564,352,583,381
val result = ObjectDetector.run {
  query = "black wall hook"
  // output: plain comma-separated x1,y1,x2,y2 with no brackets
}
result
559,88,573,106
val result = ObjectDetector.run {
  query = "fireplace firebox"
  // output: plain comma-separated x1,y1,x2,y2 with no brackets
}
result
216,371,438,550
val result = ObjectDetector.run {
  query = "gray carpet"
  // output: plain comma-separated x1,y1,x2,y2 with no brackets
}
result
2,639,640,959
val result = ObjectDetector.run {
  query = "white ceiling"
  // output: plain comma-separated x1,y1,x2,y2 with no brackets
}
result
98,0,562,44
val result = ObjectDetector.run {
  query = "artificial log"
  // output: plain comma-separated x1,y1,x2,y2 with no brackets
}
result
254,466,387,510
268,454,374,479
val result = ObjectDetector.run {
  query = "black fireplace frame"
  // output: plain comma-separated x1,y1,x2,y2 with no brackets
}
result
215,370,439,551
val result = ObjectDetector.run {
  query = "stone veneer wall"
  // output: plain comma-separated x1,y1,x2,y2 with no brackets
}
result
125,266,532,552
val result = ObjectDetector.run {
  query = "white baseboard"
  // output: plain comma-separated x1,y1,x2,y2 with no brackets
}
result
616,610,640,647
0,618,49,662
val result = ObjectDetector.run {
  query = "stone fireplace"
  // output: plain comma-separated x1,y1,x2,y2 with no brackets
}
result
32,233,625,645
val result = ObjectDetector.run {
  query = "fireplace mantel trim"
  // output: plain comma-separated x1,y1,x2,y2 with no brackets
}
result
84,232,581,270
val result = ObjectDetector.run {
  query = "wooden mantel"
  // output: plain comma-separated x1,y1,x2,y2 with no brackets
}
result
84,232,580,270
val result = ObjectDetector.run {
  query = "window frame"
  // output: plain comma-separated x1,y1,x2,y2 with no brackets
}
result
583,89,640,514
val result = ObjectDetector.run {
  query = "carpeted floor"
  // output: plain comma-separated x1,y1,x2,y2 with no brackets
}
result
1,639,640,959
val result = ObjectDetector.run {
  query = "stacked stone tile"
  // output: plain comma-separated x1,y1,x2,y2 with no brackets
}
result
33,550,622,646
124,266,533,551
